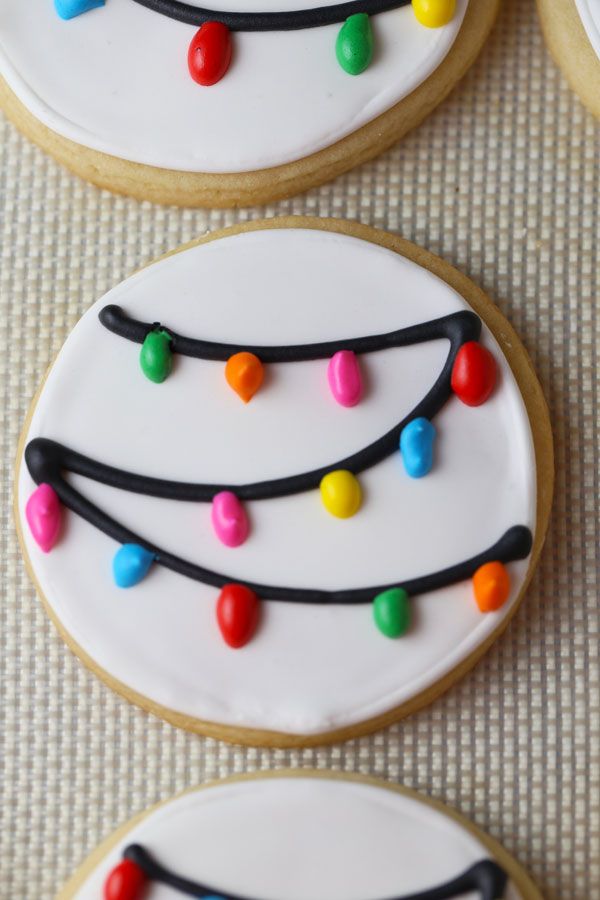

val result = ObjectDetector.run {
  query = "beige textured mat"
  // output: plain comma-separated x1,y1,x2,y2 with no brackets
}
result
0,1,598,897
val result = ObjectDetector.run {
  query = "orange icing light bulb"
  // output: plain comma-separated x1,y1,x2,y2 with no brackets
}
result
472,561,510,612
225,352,264,403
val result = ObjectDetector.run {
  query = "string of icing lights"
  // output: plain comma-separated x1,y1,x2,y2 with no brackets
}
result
54,0,457,84
23,305,533,647
104,843,509,900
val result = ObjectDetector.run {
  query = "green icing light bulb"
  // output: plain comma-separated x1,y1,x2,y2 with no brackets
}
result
336,14,374,76
373,587,410,638
140,329,173,383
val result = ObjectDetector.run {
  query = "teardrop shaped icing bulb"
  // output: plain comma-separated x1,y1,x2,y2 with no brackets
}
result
113,544,155,588
188,22,232,86
26,483,62,553
328,350,362,407
336,14,374,75
451,341,497,406
412,0,456,28
473,561,510,612
211,492,249,547
140,330,172,383
400,417,436,478
216,584,260,648
225,352,264,403
55,0,105,19
373,587,410,637
104,858,147,900
320,470,362,518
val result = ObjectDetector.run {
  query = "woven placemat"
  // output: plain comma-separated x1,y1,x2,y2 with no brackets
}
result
0,1,598,897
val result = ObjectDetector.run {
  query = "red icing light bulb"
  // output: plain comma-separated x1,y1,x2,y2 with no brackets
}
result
216,584,260,648
450,341,497,406
104,859,146,900
188,22,232,86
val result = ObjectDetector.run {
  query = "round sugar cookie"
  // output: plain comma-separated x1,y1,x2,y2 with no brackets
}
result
537,0,600,118
57,771,542,899
1,1,499,207
15,217,553,747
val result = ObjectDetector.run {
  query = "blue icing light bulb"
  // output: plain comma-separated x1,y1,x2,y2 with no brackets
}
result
400,417,436,478
113,544,155,588
55,0,105,20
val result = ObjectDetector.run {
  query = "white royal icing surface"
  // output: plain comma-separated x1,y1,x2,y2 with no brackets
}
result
574,0,600,59
0,0,467,173
17,227,537,737
71,775,524,899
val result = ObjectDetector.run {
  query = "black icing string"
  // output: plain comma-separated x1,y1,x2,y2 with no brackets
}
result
123,843,508,899
130,0,411,32
99,305,480,364
69,309,479,503
22,438,533,602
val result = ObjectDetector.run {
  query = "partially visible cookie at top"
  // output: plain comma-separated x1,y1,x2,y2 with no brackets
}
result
537,0,600,118
1,0,499,207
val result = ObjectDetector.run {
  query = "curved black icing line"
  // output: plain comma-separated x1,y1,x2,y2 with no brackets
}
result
31,309,476,508
23,438,532,601
123,843,508,899
130,0,411,32
99,305,480,364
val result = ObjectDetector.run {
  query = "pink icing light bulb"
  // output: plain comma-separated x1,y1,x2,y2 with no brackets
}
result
25,483,62,553
327,350,362,407
211,491,249,548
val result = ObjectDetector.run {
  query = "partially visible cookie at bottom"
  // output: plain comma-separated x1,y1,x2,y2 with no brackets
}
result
57,771,542,899
15,217,553,747
537,0,600,118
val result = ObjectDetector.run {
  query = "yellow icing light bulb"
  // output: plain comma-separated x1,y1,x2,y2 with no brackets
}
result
412,0,456,28
320,470,362,518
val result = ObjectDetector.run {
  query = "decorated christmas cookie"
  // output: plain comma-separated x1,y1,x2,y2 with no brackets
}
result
537,0,600,118
57,771,542,899
15,218,552,746
1,1,499,207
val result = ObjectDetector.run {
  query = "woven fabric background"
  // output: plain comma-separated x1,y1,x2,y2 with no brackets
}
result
1,0,598,897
